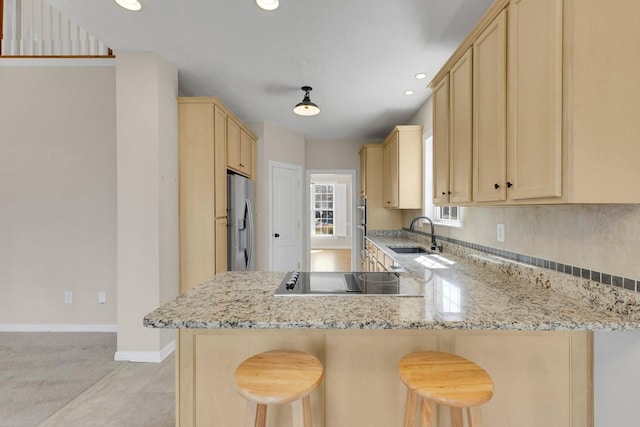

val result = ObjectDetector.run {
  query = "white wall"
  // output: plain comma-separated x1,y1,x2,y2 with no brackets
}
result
306,138,375,171
115,52,178,359
402,97,433,227
248,121,306,271
0,61,116,327
594,330,640,426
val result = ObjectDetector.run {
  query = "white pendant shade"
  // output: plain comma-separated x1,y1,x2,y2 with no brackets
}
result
256,0,279,11
114,0,142,11
293,103,320,116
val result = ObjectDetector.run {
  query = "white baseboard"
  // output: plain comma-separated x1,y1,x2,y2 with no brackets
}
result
0,324,117,332
114,339,175,363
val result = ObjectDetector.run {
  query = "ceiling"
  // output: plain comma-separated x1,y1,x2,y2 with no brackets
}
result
48,0,494,140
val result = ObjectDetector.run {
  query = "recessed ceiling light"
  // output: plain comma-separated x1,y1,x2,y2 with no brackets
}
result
404,90,415,96
256,0,279,10
415,73,427,79
114,0,142,11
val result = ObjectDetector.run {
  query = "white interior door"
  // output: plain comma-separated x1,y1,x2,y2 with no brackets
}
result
270,162,302,271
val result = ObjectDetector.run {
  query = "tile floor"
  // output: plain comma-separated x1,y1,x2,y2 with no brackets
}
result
39,354,175,427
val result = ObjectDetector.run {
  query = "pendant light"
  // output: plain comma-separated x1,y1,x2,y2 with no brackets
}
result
293,86,320,116
256,0,279,11
114,0,142,11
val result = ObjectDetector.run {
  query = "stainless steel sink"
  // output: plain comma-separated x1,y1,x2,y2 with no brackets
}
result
388,246,429,254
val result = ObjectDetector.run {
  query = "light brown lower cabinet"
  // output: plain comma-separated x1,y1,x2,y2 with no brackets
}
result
176,329,591,427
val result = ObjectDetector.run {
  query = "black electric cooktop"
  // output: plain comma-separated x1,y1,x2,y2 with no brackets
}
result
274,271,422,296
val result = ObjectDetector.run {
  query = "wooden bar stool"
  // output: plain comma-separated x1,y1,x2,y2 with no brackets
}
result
398,351,494,427
234,350,323,427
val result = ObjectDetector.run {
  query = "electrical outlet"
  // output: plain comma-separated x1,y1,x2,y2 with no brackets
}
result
98,292,106,304
497,223,505,242
64,291,73,304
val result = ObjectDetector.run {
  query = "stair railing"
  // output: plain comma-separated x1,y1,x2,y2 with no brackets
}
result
1,0,112,56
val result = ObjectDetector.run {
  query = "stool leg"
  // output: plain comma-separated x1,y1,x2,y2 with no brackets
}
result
245,401,267,427
292,395,313,427
404,390,418,427
418,397,436,427
450,407,463,427
467,407,483,427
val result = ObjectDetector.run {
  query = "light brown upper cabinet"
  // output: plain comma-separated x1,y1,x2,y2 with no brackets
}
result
359,144,402,229
432,75,450,205
473,9,507,202
214,106,228,217
382,125,423,209
431,0,640,205
359,145,367,198
449,48,473,204
506,0,562,201
227,117,256,178
432,47,474,207
178,97,258,293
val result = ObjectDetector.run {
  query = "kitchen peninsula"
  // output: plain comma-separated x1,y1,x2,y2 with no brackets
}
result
145,235,639,427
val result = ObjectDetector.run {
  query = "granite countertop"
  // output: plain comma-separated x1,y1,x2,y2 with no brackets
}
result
144,235,640,331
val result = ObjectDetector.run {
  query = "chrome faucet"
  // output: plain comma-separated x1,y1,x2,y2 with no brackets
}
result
409,216,442,252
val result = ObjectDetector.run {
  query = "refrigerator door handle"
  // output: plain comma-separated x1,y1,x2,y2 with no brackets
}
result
245,198,254,269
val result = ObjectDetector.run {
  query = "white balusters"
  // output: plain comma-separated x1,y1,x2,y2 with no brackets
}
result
1,0,110,56
2,0,19,54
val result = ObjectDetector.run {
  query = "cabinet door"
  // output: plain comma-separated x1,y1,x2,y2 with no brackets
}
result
473,9,507,202
507,0,562,199
359,146,367,198
250,138,257,181
324,334,438,427
432,76,450,205
178,103,216,293
449,48,473,204
215,217,227,274
452,332,590,427
227,117,241,172
382,134,399,208
214,106,227,218
240,130,252,176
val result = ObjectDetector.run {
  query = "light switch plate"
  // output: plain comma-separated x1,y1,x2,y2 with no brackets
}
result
98,292,106,304
497,223,505,242
64,291,73,304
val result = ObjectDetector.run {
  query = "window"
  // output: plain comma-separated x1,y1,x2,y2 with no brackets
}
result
312,184,334,236
424,134,463,227
433,206,462,226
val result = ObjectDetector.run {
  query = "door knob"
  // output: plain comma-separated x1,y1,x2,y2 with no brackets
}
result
507,181,513,188
274,233,280,238
494,183,501,189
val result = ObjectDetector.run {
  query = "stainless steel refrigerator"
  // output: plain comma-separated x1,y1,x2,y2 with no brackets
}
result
227,173,255,271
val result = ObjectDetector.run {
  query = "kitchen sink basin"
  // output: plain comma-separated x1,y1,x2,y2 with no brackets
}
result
388,246,429,254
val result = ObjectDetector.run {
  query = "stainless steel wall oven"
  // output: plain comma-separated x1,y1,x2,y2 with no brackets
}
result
357,198,366,260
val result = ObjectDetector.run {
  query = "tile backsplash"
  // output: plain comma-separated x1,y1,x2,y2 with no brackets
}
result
405,205,640,293
432,234,639,293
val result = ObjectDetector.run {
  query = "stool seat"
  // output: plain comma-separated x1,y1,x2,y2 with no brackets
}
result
234,350,323,427
398,351,494,427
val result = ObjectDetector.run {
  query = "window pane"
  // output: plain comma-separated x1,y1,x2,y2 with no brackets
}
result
311,183,335,236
